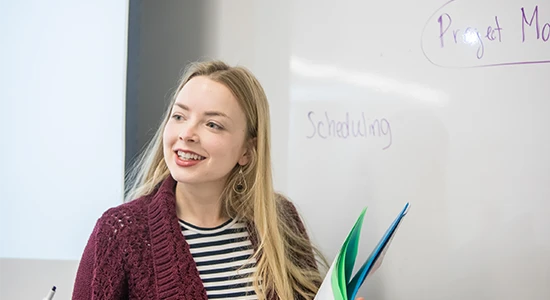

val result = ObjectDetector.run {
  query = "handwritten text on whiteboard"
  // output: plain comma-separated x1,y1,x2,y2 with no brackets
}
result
306,111,393,150
421,1,549,68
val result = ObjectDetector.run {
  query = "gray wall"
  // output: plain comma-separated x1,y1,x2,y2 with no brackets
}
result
125,0,218,187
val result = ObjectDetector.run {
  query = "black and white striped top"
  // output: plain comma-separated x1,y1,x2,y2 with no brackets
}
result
179,218,259,299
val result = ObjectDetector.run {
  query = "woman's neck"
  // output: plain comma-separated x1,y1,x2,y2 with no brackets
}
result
174,181,229,228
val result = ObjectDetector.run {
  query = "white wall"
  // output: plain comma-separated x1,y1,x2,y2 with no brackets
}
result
206,0,291,194
0,0,129,299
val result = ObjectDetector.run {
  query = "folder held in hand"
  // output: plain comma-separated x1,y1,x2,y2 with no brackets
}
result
314,202,410,300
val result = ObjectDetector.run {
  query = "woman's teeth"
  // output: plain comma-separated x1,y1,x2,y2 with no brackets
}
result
177,151,205,160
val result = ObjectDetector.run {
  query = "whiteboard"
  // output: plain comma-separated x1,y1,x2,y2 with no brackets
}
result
287,0,550,299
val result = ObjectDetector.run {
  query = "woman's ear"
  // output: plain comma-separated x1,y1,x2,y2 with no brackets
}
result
238,137,256,166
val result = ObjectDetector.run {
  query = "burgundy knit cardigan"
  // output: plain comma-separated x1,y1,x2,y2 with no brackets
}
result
71,175,317,300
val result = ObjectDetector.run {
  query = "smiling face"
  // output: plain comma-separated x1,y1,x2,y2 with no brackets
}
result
162,76,251,187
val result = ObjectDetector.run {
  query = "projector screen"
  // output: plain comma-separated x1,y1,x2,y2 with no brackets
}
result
0,0,128,284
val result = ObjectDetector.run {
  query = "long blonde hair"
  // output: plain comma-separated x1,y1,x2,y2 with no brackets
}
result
125,60,327,299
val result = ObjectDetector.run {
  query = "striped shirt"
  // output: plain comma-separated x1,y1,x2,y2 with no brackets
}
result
179,218,259,299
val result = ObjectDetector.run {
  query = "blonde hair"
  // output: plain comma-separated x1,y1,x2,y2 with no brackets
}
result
125,60,327,299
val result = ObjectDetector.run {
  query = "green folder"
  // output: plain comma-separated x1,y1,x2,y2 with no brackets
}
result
314,202,410,300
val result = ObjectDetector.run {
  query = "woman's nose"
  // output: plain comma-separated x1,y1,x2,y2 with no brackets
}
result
178,123,200,143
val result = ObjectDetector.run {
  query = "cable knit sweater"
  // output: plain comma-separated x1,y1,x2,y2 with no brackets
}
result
72,175,317,300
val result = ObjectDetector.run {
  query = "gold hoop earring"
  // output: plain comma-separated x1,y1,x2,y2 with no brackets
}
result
233,166,247,194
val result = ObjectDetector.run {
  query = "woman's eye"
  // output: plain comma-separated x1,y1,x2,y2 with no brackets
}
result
172,114,184,121
206,122,222,130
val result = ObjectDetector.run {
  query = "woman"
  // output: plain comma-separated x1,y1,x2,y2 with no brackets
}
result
72,60,362,299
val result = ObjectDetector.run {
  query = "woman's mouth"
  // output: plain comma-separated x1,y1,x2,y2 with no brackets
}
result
176,150,206,161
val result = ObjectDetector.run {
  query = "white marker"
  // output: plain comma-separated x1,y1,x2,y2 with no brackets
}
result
42,286,56,300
